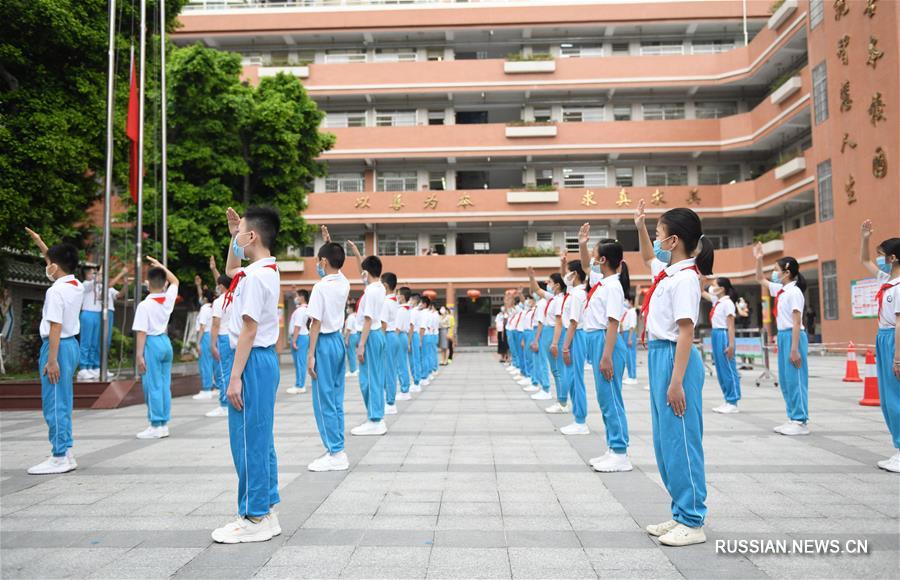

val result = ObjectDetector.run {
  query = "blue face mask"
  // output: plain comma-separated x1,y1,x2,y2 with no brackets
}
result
653,239,672,264
316,263,326,278
591,261,602,274
771,270,781,284
232,236,246,261
876,256,891,274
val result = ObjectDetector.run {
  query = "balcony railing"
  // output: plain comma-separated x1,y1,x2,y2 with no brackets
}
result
184,0,731,12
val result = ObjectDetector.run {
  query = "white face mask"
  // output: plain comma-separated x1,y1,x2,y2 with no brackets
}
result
564,273,576,287
45,264,58,282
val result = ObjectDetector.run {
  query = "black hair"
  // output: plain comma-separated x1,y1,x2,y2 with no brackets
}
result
317,242,345,269
776,256,807,293
217,274,232,288
244,206,280,250
47,243,79,275
398,286,412,300
361,255,382,277
567,258,587,289
147,267,167,288
537,281,548,291
549,272,566,293
421,296,431,308
715,276,738,302
877,237,900,260
297,289,310,303
202,289,215,304
658,207,714,275
409,292,420,302
595,238,631,301
381,272,397,291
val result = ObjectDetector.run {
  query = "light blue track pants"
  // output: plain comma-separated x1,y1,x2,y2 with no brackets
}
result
565,329,588,424
311,332,346,455
385,332,403,405
587,330,629,453
411,333,423,385
555,336,568,404
776,329,809,423
876,329,900,449
711,328,741,404
40,337,78,457
509,330,520,370
79,310,101,369
622,330,637,379
142,334,173,426
291,334,310,388
215,335,234,408
523,329,536,382
398,334,411,393
199,331,215,390
648,340,707,528
228,346,279,518
360,329,386,421
347,332,360,374
535,330,552,392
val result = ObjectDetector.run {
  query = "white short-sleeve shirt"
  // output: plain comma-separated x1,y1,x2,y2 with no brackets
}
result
107,288,119,311
429,310,440,334
766,280,805,331
344,312,357,334
290,304,310,336
563,285,587,328
646,258,700,342
41,275,84,338
357,281,386,330
710,295,736,329
620,308,637,332
308,272,351,334
396,304,411,333
195,303,213,332
515,307,529,332
583,272,625,331
132,284,178,336
495,312,506,333
414,307,428,331
879,276,900,329
211,294,231,334
226,257,281,348
534,298,548,327
382,295,400,331
81,280,102,312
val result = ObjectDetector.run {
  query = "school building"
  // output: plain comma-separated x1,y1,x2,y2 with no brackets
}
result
174,0,898,346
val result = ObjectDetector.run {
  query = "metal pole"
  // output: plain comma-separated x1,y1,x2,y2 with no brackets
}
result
160,0,168,266
742,0,749,46
100,0,116,383
135,0,146,375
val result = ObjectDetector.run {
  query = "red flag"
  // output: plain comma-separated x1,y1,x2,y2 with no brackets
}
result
126,52,139,203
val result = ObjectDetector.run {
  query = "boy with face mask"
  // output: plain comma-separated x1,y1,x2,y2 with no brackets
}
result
25,228,83,475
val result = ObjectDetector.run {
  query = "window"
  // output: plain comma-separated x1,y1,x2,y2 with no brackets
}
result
701,231,732,249
535,169,554,187
611,43,630,56
642,103,685,120
615,167,633,187
269,52,290,66
429,234,446,255
378,234,418,256
640,41,684,56
324,172,365,193
533,107,553,122
241,52,265,66
565,229,606,252
324,49,367,64
560,43,603,58
816,160,833,221
690,40,735,54
810,0,824,29
646,166,688,186
375,110,416,127
472,241,490,254
535,232,554,250
562,107,604,122
563,167,607,188
695,101,737,119
426,48,445,62
612,105,632,121
822,260,838,320
812,61,828,125
323,111,366,128
428,171,446,191
373,48,417,62
343,237,365,257
427,110,445,125
698,165,741,185
377,171,418,192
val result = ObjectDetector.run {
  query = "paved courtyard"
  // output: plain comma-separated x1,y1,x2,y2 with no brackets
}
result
1,351,898,579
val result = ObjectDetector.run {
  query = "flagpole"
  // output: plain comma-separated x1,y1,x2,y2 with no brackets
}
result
160,0,168,267
100,0,116,383
135,0,146,375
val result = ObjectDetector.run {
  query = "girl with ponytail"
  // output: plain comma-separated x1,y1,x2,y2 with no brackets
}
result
754,243,809,437
634,199,711,547
578,223,633,473
558,251,589,435
701,277,742,413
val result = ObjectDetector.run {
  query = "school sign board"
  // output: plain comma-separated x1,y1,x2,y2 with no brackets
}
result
851,278,881,318
702,336,764,360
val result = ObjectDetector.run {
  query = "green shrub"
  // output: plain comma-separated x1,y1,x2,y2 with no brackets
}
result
508,247,559,258
506,52,554,62
753,230,783,244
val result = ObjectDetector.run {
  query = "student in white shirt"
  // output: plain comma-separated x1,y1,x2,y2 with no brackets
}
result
192,289,217,400
408,294,424,392
77,266,127,381
620,302,638,385
426,303,440,379
306,234,351,473
495,308,509,364
380,272,401,415
541,275,569,413
287,289,311,395
207,274,233,418
344,308,359,377
416,296,433,387
754,244,809,436
559,255,589,436
636,200,712,547
517,295,537,389
859,220,900,472
346,241,388,436
525,277,551,398
24,229,83,475
578,224,633,473
211,206,282,544
701,278,741,414
394,287,414,400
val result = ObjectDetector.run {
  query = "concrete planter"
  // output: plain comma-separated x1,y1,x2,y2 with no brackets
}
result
770,76,802,105
506,190,559,203
504,60,556,74
258,66,310,79
505,125,558,138
761,239,784,256
767,0,798,30
278,260,305,272
774,157,806,180
507,256,560,269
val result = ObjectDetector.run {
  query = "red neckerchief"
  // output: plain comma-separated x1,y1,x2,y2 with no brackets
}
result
66,280,80,288
388,296,397,302
355,296,363,314
641,265,698,344
544,297,554,317
402,304,410,310
151,296,166,305
772,289,785,319
584,280,603,310
709,301,718,322
223,263,277,311
877,282,899,316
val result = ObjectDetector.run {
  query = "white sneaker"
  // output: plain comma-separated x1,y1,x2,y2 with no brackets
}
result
206,406,228,417
385,404,398,415
136,426,169,439
270,511,282,536
351,420,387,436
410,384,422,393
396,392,412,401
421,379,431,387
308,451,350,472
517,378,532,386
27,455,76,475
658,523,706,547
286,386,303,394
66,449,77,468
560,422,590,435
507,367,517,373
531,390,553,400
76,369,94,382
877,451,900,473
522,385,540,393
643,385,650,391
297,386,307,394
713,403,740,414
544,402,571,414
775,421,809,436
646,519,679,537
589,450,611,466
211,515,276,544
623,378,638,385
192,390,215,400
591,452,633,473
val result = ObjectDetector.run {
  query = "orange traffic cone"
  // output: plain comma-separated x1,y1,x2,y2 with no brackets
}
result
843,341,862,382
859,350,880,406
